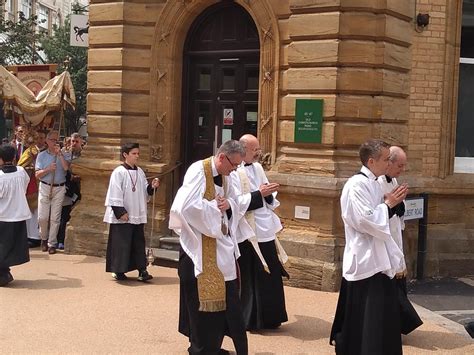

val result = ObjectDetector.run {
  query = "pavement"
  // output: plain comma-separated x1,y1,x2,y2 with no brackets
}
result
1,250,473,354
408,277,474,334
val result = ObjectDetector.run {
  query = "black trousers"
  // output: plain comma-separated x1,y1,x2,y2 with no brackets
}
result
57,204,72,244
105,223,147,273
178,248,248,355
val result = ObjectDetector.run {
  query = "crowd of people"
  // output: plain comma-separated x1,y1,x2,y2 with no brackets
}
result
0,125,84,284
0,131,422,354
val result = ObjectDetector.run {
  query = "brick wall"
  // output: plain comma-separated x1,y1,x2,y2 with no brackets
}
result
409,0,449,177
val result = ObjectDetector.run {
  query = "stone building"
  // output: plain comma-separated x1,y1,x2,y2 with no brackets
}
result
67,0,474,291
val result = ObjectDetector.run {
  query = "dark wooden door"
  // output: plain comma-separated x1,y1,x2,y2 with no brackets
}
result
182,2,260,171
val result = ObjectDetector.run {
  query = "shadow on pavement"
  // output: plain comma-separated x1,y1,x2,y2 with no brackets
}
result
403,329,473,351
9,274,83,290
252,314,332,341
108,276,179,287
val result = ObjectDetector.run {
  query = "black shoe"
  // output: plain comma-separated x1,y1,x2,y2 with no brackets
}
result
0,272,14,287
28,238,41,248
112,273,128,281
137,270,153,282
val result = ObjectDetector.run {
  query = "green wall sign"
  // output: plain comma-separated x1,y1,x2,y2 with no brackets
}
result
294,99,323,143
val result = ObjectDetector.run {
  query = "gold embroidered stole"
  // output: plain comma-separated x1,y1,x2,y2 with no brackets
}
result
197,157,226,312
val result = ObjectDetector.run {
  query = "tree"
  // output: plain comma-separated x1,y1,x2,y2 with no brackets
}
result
41,4,88,135
0,1,47,65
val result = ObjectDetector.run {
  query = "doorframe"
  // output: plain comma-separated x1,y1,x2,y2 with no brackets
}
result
150,0,280,168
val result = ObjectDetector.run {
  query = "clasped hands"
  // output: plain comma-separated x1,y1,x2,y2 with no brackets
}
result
384,183,408,209
259,182,279,197
216,195,230,212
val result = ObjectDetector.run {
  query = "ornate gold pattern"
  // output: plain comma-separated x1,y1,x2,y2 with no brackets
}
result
197,157,226,312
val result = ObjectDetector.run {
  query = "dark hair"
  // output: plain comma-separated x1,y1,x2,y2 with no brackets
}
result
359,139,390,166
0,144,16,163
120,142,139,159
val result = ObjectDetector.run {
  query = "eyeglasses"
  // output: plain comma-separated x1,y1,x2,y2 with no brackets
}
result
48,138,58,142
225,155,240,169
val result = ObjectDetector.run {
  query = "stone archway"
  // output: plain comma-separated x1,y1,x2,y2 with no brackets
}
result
149,0,280,167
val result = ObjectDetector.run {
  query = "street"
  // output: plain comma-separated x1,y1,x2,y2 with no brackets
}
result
1,250,472,354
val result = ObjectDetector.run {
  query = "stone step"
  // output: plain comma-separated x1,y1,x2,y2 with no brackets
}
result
159,236,180,252
151,247,178,269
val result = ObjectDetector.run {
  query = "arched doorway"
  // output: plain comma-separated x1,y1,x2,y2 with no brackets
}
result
181,2,260,170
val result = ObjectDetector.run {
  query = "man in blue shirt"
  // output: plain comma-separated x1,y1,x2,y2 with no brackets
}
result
35,131,71,254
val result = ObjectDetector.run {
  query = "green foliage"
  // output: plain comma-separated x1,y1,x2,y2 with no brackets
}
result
40,5,88,135
0,2,47,65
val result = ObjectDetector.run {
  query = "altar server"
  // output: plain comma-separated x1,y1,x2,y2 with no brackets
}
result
0,144,31,286
104,142,159,282
330,139,408,355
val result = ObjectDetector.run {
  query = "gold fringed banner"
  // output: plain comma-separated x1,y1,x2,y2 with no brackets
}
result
0,65,76,127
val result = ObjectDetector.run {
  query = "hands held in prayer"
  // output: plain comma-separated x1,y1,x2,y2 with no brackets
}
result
216,195,230,212
259,182,279,197
151,178,160,189
119,213,129,222
384,183,408,208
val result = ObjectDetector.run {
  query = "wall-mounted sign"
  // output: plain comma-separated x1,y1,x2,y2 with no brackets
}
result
70,14,89,47
404,197,425,221
294,99,323,143
223,108,234,125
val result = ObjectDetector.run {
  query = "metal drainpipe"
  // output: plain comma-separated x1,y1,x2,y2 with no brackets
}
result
416,193,429,280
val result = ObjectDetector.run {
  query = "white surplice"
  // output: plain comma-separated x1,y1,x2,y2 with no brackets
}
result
0,166,31,222
377,175,407,273
103,165,149,225
230,162,282,243
341,166,403,281
169,158,240,281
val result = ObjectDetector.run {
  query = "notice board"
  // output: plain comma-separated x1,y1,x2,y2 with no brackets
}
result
294,99,323,143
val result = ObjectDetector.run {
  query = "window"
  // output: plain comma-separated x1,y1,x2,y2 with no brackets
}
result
455,0,474,173
20,0,32,19
37,5,49,30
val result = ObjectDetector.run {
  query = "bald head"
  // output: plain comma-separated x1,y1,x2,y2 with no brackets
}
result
240,134,262,164
387,146,407,178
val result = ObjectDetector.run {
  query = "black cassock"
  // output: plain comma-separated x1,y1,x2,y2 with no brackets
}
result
178,248,248,355
238,239,288,330
237,191,288,331
105,223,147,273
330,273,403,355
0,221,29,273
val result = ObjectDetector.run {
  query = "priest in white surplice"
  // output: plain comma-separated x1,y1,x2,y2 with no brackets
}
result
330,139,408,355
169,140,248,355
378,146,422,336
230,134,288,331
